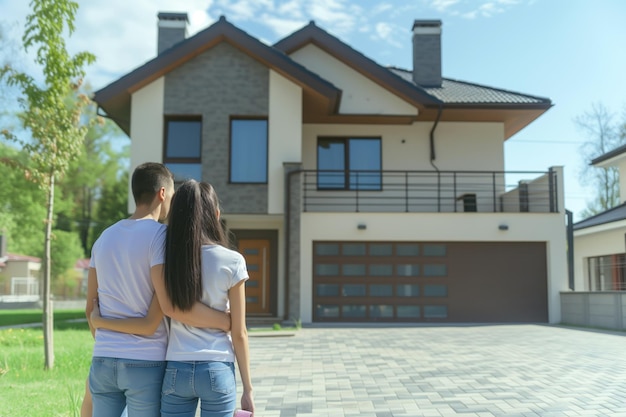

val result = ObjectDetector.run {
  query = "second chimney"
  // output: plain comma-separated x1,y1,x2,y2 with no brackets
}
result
412,20,442,87
157,12,189,54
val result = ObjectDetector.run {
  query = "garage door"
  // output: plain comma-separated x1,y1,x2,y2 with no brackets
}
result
312,241,548,323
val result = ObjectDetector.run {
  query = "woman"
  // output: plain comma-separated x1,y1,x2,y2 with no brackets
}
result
92,180,254,417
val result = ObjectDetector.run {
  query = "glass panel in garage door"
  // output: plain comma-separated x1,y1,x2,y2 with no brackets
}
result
397,244,419,256
317,304,339,318
369,264,393,276
343,284,366,296
424,305,447,318
423,244,446,256
342,305,366,318
370,305,393,318
370,284,392,296
398,306,420,318
317,284,339,296
424,285,447,297
397,284,420,297
423,264,447,276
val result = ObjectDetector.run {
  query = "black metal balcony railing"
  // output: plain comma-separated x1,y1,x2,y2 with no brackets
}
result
297,169,558,213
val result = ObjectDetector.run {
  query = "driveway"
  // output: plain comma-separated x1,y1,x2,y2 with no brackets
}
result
240,324,626,417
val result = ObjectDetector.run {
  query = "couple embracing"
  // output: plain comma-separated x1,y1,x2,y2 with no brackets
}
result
85,162,254,417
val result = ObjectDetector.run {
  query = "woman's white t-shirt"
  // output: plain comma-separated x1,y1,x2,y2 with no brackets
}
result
166,244,248,362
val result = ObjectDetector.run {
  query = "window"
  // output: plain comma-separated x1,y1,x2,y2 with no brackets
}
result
164,117,202,183
317,137,381,190
588,254,626,291
230,119,268,183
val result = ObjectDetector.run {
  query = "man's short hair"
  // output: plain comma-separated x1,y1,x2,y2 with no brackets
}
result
131,163,174,206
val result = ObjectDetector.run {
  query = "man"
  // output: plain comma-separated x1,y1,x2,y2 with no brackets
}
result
86,163,230,417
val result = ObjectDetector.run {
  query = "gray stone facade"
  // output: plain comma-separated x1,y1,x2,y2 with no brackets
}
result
164,42,269,214
284,163,302,321
158,27,186,55
412,33,441,87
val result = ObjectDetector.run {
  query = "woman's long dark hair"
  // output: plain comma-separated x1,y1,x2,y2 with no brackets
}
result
164,180,228,311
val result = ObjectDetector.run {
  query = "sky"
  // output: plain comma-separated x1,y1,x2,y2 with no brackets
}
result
1,0,625,221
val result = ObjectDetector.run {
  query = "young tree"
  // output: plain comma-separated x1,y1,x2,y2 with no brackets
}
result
576,103,626,219
55,95,128,255
0,0,95,369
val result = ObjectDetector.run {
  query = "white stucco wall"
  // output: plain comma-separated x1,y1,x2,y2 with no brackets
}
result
289,44,417,116
574,221,626,290
268,70,302,214
299,211,568,324
302,122,504,172
128,77,165,213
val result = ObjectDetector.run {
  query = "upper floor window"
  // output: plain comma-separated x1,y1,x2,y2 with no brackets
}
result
230,118,268,183
317,137,381,190
164,117,202,184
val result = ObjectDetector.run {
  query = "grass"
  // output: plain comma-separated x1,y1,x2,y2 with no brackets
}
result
0,309,86,327
0,310,92,417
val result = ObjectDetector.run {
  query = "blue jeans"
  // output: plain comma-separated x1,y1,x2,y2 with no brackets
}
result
160,361,237,417
89,357,166,417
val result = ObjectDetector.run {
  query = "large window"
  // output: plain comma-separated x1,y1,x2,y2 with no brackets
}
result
164,117,202,183
230,118,268,183
588,254,626,291
317,137,381,190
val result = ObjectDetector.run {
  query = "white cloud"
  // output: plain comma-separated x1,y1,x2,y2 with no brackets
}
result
259,14,307,38
305,0,362,35
277,0,305,19
430,0,461,12
371,22,404,49
371,3,393,15
213,0,275,21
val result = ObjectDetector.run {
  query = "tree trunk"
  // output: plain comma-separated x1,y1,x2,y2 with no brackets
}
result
43,172,55,370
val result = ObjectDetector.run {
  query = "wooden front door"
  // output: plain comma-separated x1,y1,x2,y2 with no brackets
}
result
239,239,271,314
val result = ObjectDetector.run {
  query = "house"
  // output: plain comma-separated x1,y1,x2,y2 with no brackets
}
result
0,253,41,303
572,144,626,291
93,13,567,324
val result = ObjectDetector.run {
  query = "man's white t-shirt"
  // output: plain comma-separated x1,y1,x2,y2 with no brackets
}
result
89,218,168,361
166,244,248,362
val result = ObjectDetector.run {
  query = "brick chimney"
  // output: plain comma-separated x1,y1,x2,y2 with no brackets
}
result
157,12,189,54
412,20,442,87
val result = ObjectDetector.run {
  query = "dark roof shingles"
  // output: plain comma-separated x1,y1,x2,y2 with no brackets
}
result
389,67,551,105
573,202,626,230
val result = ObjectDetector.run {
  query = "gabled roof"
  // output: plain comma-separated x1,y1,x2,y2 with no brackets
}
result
573,202,626,230
274,21,442,113
93,16,342,135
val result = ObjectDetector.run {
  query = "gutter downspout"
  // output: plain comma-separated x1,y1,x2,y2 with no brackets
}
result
429,103,443,210
566,209,574,290
429,103,443,170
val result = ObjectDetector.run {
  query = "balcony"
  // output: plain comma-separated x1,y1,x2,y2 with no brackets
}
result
296,169,559,213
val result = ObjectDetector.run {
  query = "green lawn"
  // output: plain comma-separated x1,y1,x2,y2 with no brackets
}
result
0,308,87,327
0,310,92,417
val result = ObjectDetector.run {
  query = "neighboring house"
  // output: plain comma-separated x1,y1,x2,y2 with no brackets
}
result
93,13,567,324
573,144,626,291
0,253,41,302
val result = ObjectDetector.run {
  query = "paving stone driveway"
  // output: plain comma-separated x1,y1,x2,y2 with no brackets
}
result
239,324,626,417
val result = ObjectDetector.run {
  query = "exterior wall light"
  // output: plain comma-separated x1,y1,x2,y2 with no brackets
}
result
357,223,367,230
498,224,509,231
